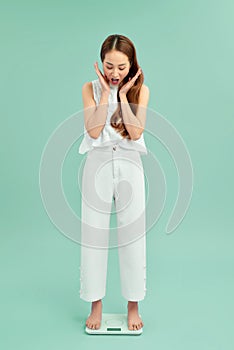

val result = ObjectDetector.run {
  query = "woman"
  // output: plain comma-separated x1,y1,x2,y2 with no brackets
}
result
79,34,150,331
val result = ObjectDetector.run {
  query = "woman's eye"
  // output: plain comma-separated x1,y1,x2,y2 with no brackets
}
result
106,67,125,71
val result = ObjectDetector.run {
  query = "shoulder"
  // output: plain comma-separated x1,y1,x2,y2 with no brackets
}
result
138,84,150,106
140,84,150,95
82,81,93,92
82,81,94,97
81,81,97,107
82,79,100,94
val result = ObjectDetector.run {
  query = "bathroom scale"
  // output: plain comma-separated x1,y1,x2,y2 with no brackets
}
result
85,313,143,335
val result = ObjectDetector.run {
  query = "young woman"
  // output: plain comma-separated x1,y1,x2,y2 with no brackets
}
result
78,34,150,331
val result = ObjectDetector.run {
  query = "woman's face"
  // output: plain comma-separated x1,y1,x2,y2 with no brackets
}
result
103,49,131,86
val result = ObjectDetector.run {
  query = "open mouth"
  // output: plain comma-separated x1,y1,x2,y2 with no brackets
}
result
111,78,119,84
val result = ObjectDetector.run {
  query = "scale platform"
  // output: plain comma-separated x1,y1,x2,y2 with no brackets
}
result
85,313,143,335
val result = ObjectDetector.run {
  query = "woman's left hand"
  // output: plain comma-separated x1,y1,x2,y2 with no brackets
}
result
119,67,142,95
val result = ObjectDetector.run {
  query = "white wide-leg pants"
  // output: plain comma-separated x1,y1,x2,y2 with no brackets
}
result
79,143,146,302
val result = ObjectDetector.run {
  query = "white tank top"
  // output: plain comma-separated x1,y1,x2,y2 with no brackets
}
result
78,79,148,155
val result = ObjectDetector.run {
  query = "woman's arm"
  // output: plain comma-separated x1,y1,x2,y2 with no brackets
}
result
119,84,150,140
82,82,110,139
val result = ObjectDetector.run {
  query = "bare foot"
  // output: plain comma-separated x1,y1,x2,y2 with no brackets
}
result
86,299,102,330
127,301,144,330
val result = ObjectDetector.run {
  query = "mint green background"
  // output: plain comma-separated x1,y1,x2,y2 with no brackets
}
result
1,0,234,349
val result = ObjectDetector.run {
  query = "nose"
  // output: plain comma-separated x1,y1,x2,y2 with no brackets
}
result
113,67,119,76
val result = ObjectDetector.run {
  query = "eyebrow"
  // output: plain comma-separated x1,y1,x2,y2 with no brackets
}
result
105,62,127,66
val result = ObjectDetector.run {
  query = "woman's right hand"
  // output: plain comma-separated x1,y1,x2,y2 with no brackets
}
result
94,62,110,95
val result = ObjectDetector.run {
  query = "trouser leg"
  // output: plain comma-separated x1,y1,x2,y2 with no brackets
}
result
114,150,147,301
79,150,113,302
118,236,146,301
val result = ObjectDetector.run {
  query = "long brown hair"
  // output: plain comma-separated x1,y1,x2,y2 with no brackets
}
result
100,34,144,139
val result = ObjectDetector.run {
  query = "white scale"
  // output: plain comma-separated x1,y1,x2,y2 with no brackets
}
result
85,313,143,335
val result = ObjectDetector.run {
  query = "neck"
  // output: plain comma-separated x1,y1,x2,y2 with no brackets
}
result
109,82,118,90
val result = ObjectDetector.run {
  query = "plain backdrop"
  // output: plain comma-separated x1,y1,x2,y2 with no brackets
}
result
1,0,233,349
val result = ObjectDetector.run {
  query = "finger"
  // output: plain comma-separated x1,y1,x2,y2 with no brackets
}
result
94,63,103,79
136,68,142,78
129,72,140,85
129,70,141,84
94,61,101,74
134,67,142,79
94,62,99,74
94,62,100,74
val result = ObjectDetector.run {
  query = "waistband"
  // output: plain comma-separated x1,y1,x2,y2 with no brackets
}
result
90,144,139,153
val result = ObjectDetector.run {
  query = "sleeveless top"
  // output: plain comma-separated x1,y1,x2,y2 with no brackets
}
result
78,79,148,155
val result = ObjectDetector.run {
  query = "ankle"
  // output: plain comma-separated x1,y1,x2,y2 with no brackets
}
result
128,301,138,309
91,299,102,308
